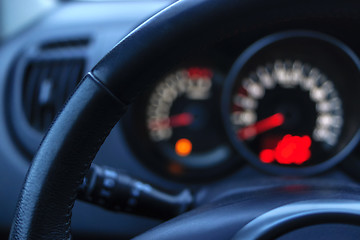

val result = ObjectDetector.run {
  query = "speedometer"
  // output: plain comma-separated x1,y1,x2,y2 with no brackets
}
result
222,31,360,175
233,60,343,165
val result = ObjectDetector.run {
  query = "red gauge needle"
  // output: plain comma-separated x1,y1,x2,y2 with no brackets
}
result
169,112,194,127
238,113,285,140
149,113,194,130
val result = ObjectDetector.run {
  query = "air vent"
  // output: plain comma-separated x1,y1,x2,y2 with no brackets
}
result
22,58,85,132
40,38,90,50
7,35,92,157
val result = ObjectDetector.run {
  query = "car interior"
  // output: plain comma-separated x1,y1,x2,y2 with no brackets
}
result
2,0,360,239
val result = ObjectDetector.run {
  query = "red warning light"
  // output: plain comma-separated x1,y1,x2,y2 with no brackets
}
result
259,149,275,163
259,134,311,165
187,67,213,79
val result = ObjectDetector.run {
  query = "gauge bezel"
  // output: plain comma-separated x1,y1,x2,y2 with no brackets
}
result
122,56,241,183
221,30,360,176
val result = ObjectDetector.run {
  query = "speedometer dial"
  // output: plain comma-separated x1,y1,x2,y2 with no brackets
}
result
232,60,343,165
222,31,360,175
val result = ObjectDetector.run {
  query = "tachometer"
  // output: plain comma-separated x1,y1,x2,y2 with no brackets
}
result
222,31,360,175
146,67,231,167
124,65,238,182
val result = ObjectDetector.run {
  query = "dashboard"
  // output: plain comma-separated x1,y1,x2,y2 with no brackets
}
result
2,0,360,239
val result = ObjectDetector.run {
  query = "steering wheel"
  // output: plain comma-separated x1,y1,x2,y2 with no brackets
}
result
9,0,360,239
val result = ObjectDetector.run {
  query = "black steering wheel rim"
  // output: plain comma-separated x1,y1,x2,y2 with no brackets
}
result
9,0,360,239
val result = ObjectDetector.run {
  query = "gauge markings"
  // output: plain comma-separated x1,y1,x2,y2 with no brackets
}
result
231,60,343,147
147,69,213,142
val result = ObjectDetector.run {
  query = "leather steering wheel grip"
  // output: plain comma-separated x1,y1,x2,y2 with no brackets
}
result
9,77,126,240
9,0,360,239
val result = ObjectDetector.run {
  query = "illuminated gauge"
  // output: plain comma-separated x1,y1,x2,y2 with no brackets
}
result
124,66,238,182
232,60,343,163
147,68,214,143
222,31,360,175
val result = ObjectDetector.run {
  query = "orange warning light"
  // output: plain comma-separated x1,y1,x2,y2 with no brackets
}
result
175,138,192,157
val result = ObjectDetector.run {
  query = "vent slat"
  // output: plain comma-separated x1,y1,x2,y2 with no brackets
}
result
40,61,59,130
40,38,90,50
31,62,50,131
23,62,41,121
22,58,85,132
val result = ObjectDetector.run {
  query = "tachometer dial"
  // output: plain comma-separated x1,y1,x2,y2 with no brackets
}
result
124,65,238,182
146,67,232,168
147,68,213,144
222,31,360,175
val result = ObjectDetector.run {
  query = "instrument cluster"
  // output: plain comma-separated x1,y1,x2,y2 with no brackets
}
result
123,31,360,181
